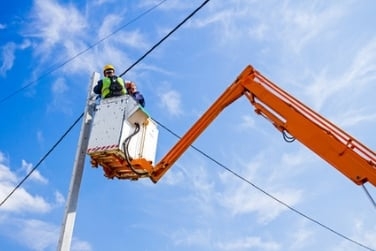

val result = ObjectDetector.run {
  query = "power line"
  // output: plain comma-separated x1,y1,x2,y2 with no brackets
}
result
0,0,168,105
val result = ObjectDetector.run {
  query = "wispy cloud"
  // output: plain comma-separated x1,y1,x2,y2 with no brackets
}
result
216,236,280,250
25,0,87,56
47,77,73,114
22,160,48,184
0,42,16,76
305,37,376,113
0,153,51,213
278,2,347,53
158,89,183,116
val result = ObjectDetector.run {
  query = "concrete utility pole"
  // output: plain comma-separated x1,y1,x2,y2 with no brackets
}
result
57,72,100,251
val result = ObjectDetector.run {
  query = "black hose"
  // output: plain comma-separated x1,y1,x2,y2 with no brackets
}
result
122,123,148,175
282,130,295,143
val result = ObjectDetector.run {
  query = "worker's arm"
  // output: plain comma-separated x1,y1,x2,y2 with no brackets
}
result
93,80,103,95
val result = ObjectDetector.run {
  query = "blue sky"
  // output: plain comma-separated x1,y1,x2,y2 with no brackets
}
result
1,0,376,250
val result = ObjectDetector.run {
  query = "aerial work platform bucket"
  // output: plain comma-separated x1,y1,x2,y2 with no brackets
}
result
87,95,158,180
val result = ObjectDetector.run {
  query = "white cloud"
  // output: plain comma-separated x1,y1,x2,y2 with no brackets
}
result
1,217,91,251
71,239,92,251
0,163,18,184
217,236,280,251
26,0,87,54
336,108,376,128
0,184,52,213
172,228,212,248
286,221,314,250
305,37,376,112
345,37,376,86
0,42,16,76
0,151,84,250
97,14,123,41
15,218,59,250
239,115,256,130
52,77,68,95
161,165,185,186
278,2,346,53
37,130,44,145
159,89,183,116
48,77,73,114
221,184,302,223
54,191,65,206
352,219,376,249
22,160,48,184
137,0,196,11
120,30,150,50
0,152,52,213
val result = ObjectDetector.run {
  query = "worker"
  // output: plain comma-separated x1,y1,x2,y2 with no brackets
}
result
94,64,146,107
125,81,145,107
94,64,126,99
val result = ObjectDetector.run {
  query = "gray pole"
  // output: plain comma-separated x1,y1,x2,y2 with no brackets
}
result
57,72,100,251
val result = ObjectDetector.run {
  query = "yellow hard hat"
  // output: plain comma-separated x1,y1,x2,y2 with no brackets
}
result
103,64,115,73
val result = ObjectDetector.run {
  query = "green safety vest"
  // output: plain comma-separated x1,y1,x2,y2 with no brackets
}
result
101,77,127,98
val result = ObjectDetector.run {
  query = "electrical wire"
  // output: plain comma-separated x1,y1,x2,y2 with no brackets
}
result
0,0,168,105
153,118,375,251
